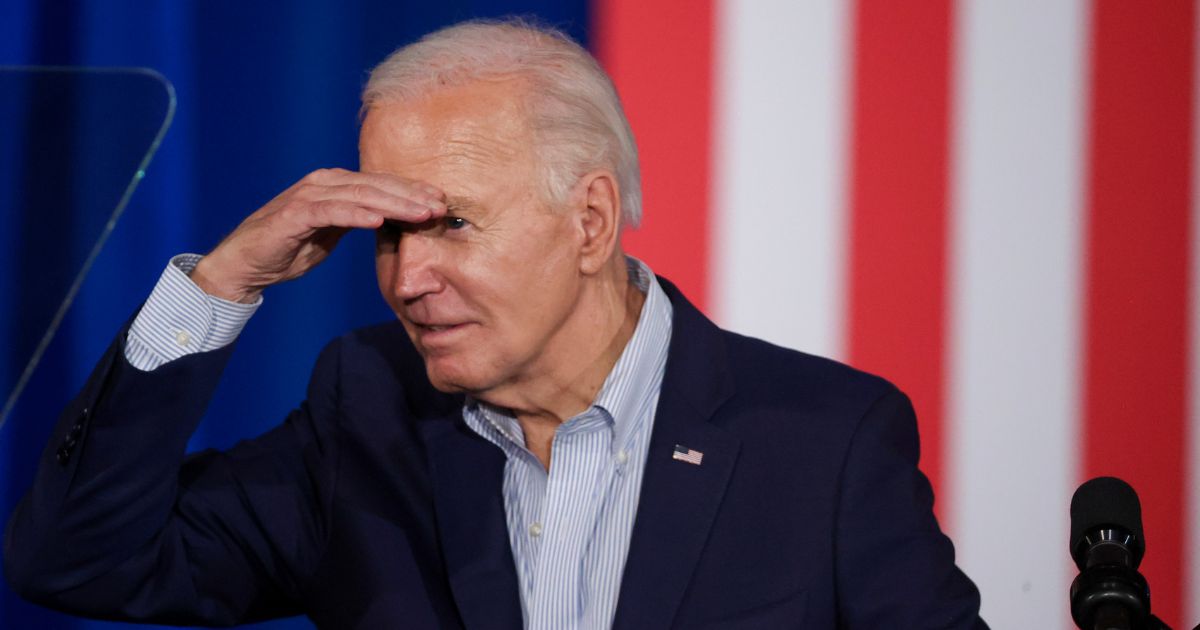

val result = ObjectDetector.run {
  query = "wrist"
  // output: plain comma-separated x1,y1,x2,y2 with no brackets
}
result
191,255,262,304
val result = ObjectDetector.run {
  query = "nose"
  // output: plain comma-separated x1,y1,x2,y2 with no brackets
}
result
390,230,445,301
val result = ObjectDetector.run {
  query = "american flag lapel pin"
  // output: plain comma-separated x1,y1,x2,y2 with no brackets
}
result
672,444,704,465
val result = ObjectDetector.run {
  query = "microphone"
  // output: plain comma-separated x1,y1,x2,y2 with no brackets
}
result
1069,476,1168,630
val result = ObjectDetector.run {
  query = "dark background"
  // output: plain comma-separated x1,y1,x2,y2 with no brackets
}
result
0,1,590,628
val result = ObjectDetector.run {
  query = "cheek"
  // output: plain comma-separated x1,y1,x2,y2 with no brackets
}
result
524,225,582,292
497,240,580,333
448,250,552,336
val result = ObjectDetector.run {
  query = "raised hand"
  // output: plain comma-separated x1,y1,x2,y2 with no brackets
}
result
191,168,445,303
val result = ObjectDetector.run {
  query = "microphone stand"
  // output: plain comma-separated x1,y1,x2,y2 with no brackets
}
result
1070,559,1169,630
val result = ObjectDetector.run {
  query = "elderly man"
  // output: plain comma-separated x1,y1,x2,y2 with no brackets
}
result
6,19,985,629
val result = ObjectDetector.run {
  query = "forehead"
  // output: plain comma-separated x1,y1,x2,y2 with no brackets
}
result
358,79,534,183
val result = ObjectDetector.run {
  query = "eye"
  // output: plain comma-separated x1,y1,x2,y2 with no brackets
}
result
445,216,468,230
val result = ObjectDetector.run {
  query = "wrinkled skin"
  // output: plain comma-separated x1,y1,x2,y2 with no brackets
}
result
362,79,591,398
199,78,637,467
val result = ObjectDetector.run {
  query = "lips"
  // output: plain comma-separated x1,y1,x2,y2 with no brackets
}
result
408,321,474,349
412,321,467,331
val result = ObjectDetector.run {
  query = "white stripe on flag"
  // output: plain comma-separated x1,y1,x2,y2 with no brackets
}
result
946,1,1088,627
710,0,850,359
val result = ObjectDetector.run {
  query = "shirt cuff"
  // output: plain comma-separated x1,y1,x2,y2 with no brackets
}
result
125,254,262,371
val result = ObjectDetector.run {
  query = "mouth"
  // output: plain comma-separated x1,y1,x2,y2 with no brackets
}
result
409,321,474,347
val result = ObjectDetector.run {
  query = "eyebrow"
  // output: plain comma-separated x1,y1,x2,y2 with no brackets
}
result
444,196,480,214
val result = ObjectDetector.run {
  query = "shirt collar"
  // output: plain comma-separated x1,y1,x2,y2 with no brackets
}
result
590,257,672,450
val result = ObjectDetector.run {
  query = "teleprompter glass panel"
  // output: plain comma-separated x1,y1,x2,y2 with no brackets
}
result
0,67,175,429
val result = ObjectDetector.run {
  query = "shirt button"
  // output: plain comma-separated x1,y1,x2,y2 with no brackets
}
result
528,522,543,537
174,330,192,347
616,450,629,464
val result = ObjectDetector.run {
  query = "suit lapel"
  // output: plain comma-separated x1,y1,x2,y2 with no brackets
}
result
420,413,524,630
413,278,737,629
612,280,740,629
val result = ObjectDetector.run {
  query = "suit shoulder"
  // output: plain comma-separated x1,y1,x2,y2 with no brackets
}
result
313,320,412,363
310,320,461,419
719,329,898,412
314,322,438,396
336,320,413,352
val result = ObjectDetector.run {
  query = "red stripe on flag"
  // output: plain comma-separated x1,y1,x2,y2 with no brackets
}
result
845,1,955,513
1083,1,1194,624
592,0,714,310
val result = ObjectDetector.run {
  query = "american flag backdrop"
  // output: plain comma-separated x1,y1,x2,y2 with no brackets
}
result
592,1,1198,627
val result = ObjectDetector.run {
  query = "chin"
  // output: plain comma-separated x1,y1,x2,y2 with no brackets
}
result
422,359,490,395
426,375,467,395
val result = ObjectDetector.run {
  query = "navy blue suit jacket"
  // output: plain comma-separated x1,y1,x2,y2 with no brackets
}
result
5,279,985,628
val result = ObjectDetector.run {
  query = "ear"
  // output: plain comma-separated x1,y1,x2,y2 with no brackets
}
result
573,170,622,275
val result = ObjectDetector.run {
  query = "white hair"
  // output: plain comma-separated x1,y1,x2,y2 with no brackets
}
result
362,18,642,228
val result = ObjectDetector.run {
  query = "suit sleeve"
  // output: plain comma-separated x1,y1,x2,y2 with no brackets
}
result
833,387,988,629
3,325,343,626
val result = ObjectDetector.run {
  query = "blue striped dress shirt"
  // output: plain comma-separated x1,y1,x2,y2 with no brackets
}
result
462,258,672,629
125,254,259,371
125,254,673,629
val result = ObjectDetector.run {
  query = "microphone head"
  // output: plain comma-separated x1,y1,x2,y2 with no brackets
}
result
1070,476,1145,570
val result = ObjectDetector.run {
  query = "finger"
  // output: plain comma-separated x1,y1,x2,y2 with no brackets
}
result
296,169,447,222
303,200,396,231
361,192,446,224
306,167,444,203
317,183,444,221
347,169,447,203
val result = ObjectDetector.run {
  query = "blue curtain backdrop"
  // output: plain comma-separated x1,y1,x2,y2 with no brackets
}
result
0,1,590,628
